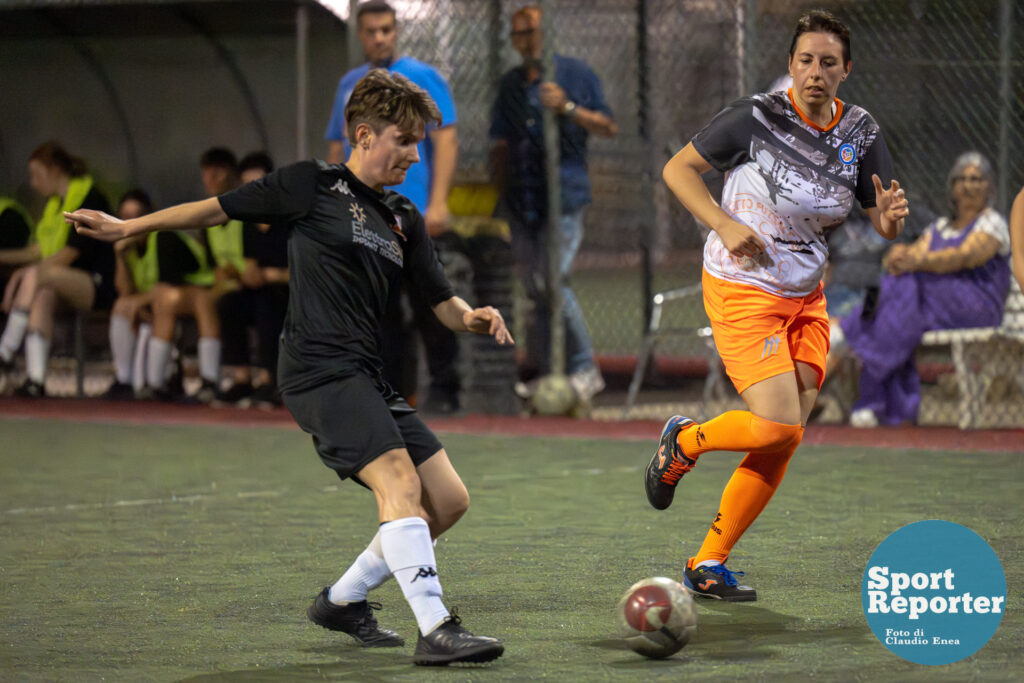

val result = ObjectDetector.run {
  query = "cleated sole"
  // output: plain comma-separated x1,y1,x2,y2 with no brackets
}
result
683,574,757,602
414,642,505,666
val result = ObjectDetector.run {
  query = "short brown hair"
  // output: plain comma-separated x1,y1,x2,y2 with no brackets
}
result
345,69,442,142
789,9,851,67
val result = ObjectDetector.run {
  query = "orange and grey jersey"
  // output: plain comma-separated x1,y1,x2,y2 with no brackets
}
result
692,90,894,297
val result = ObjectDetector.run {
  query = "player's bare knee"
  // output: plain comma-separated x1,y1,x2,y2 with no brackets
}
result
152,286,181,311
19,265,39,290
450,487,470,520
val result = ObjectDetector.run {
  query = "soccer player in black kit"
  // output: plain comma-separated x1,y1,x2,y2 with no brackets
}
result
66,70,510,667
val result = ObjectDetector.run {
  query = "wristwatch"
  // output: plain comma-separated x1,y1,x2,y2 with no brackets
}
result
562,100,577,117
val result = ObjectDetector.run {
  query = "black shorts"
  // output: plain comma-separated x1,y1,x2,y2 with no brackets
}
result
90,271,116,311
282,372,443,484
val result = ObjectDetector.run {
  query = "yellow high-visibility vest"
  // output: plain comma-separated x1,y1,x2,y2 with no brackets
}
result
36,175,95,257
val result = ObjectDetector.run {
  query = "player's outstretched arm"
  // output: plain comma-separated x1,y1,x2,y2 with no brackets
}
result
867,175,909,241
65,197,228,243
433,296,514,345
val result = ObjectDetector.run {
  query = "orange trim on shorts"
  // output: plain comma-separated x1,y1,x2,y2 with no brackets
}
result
702,270,829,395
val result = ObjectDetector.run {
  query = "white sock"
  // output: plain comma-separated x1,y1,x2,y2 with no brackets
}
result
24,331,50,384
198,337,220,384
133,324,152,391
147,337,172,390
695,559,723,569
0,309,29,362
109,315,135,384
329,532,391,604
380,517,449,635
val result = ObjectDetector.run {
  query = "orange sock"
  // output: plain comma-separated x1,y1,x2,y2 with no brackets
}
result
691,427,804,566
678,411,801,458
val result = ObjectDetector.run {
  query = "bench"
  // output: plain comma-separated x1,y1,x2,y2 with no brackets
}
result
919,282,1024,429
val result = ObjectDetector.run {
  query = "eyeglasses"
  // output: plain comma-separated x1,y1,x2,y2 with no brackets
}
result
954,175,987,184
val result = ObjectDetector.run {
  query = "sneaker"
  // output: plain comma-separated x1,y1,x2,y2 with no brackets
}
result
414,610,504,666
101,381,135,401
193,379,218,405
850,407,878,428
307,587,404,647
644,415,697,510
215,381,253,406
513,378,538,400
249,383,282,409
14,379,46,398
568,365,606,401
684,562,757,602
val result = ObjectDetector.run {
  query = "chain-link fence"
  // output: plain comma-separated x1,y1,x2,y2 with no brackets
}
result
389,0,1024,427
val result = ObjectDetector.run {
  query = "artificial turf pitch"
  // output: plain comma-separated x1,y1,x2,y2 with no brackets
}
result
1,416,1020,681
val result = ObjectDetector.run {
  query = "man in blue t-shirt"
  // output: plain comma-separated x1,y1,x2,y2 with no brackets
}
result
324,0,462,414
489,3,618,402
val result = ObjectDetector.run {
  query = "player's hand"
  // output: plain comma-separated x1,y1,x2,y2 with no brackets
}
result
539,82,568,112
884,244,918,275
64,209,133,242
240,264,265,289
463,306,514,345
424,201,451,237
716,219,767,259
872,175,910,226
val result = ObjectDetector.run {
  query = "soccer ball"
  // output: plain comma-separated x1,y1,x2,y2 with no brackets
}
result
617,577,697,659
530,374,577,415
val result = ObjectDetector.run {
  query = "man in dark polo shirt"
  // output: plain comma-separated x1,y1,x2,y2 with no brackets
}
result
67,70,510,667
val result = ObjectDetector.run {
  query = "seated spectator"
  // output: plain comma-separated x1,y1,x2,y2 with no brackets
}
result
0,142,113,396
840,151,1012,427
0,195,33,292
103,190,212,400
215,152,289,407
143,148,241,402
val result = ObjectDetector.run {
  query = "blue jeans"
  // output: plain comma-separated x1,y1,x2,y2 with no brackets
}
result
509,208,595,375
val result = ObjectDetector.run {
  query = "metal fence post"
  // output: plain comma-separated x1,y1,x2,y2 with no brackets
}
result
540,0,564,378
997,0,1014,212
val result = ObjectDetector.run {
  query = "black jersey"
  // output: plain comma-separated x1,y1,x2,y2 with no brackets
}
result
0,205,31,249
218,161,454,393
66,186,114,279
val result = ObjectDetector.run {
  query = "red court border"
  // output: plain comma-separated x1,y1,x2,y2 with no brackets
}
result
1,397,1020,453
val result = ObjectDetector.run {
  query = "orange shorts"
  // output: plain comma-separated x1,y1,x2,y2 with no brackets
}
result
702,269,829,394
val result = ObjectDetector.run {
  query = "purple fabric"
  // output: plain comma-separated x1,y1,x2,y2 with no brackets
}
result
841,218,1010,424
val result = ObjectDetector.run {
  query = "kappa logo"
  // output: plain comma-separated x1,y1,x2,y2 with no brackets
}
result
410,567,438,583
760,333,782,360
714,512,722,523
331,179,353,196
